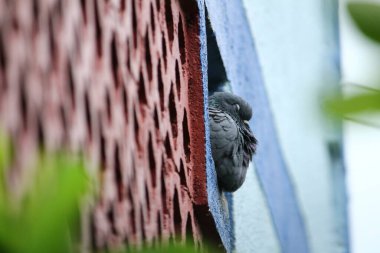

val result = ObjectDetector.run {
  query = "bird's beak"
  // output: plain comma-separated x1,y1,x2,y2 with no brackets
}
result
244,120,250,125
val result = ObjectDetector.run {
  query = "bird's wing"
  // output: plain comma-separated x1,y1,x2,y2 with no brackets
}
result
209,107,247,191
240,122,257,167
208,107,243,169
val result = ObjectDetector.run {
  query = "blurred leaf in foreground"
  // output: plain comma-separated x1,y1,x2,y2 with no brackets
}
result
348,2,380,43
0,130,11,175
325,84,380,127
0,130,12,248
0,133,204,253
0,133,90,253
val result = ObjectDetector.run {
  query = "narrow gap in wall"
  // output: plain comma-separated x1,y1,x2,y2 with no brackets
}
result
114,143,123,201
107,207,117,235
84,89,93,142
19,73,28,131
206,11,229,95
148,133,157,187
185,213,194,245
205,10,235,250
111,33,120,88
140,209,146,240
173,188,182,240
60,105,67,135
80,0,87,24
94,0,103,57
145,182,151,211
128,188,137,235
36,114,45,148
157,210,162,239
99,118,106,170
89,213,97,250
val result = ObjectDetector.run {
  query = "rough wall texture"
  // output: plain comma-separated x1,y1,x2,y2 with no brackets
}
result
0,0,222,250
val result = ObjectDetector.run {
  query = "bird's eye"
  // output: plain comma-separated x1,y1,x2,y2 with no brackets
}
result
235,104,240,111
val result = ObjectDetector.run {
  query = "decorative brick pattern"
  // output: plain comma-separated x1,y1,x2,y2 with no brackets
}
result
0,0,219,250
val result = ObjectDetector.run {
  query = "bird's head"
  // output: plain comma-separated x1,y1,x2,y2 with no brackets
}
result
209,92,253,123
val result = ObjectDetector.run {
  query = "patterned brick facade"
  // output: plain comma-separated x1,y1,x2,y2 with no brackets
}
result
0,0,222,251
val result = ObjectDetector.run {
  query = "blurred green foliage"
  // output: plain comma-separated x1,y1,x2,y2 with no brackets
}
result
325,1,380,124
325,85,380,118
0,131,89,253
347,2,380,43
0,131,204,253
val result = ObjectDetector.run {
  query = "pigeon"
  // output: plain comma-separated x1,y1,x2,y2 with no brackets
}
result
208,92,257,192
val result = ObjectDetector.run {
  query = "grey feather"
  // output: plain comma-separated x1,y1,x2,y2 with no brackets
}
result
209,92,257,192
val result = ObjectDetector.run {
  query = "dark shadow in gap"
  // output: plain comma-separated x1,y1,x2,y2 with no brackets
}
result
206,13,230,95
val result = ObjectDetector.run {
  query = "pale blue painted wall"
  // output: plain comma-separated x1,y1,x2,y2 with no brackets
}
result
234,164,281,253
202,0,310,252
198,0,348,252
240,0,349,253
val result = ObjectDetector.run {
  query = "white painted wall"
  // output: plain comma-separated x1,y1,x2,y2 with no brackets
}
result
234,164,281,253
340,0,380,252
240,1,345,252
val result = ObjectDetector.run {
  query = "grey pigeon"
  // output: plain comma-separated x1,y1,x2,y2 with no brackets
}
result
209,92,257,192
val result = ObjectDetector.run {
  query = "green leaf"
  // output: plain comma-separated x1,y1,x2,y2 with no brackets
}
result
0,130,10,173
325,90,380,116
0,130,11,234
348,2,380,43
23,153,89,253
0,150,90,253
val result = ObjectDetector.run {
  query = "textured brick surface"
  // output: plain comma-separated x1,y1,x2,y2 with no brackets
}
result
0,0,220,250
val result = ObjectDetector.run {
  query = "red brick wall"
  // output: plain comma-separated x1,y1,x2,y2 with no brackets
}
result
0,0,220,250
